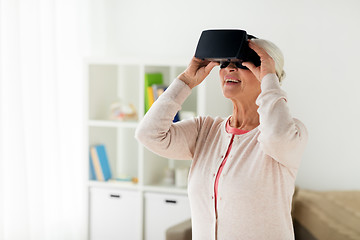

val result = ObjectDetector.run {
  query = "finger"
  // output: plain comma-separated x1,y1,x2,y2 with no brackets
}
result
241,61,257,73
191,56,203,65
204,61,219,75
248,40,270,58
192,56,210,63
188,57,206,72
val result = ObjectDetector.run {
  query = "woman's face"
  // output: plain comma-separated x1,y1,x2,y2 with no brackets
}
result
219,63,261,101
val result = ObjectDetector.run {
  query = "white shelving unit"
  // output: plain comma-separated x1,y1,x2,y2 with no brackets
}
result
85,57,232,240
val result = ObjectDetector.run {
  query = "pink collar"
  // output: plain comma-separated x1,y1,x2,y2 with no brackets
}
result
226,118,250,135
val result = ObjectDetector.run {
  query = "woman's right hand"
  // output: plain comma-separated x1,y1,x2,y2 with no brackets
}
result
177,57,219,89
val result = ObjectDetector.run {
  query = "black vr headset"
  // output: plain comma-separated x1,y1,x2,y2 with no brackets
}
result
194,29,261,69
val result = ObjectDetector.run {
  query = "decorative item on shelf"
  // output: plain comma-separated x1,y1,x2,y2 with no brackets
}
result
116,174,138,183
109,99,137,121
162,167,175,186
107,175,138,184
89,144,112,181
175,167,189,188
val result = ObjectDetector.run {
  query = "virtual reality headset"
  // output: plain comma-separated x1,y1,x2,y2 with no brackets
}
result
194,29,261,67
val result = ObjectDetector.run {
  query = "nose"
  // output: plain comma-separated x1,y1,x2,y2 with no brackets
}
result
227,63,238,72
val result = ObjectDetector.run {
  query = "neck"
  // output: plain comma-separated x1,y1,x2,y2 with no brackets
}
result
230,98,260,131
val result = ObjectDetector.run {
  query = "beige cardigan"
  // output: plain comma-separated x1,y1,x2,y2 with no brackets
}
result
135,73,308,240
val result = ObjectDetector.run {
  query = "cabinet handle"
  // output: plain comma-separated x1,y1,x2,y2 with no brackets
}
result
110,194,121,198
165,199,177,204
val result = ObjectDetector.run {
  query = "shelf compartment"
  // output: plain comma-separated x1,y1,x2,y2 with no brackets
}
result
143,65,197,117
142,150,191,188
142,149,168,186
89,126,139,181
88,64,141,121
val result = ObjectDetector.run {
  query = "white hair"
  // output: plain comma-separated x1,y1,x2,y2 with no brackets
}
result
251,38,286,83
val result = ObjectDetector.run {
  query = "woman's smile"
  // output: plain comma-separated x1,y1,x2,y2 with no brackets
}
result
224,75,241,86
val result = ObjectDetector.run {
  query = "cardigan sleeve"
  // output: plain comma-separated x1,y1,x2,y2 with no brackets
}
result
256,73,308,169
135,78,199,160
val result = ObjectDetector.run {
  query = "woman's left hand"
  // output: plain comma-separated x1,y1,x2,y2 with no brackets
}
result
242,40,276,82
177,57,219,89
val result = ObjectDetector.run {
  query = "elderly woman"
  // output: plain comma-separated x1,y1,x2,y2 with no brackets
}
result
135,38,308,240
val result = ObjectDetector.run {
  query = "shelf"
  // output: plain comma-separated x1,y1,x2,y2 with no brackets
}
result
88,180,139,191
88,181,188,195
88,119,138,128
85,57,229,240
143,184,188,195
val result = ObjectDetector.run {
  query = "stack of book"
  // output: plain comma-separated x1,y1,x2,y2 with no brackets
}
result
144,72,179,122
144,72,163,112
89,144,112,181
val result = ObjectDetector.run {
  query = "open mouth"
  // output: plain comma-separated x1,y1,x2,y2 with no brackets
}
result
225,78,241,85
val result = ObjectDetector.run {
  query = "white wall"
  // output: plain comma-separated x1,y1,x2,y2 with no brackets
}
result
86,0,360,190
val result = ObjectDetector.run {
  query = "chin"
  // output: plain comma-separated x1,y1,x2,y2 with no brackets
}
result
222,89,240,100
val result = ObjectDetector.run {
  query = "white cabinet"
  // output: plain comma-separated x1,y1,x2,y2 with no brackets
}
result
144,192,191,240
85,57,232,239
90,187,141,240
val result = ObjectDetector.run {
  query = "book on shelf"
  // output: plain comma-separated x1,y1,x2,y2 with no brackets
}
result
152,84,168,101
144,78,180,122
147,86,155,107
153,84,180,122
144,73,163,112
89,144,112,181
89,155,96,180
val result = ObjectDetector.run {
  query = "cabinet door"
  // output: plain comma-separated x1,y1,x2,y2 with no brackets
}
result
90,187,141,240
144,192,191,240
